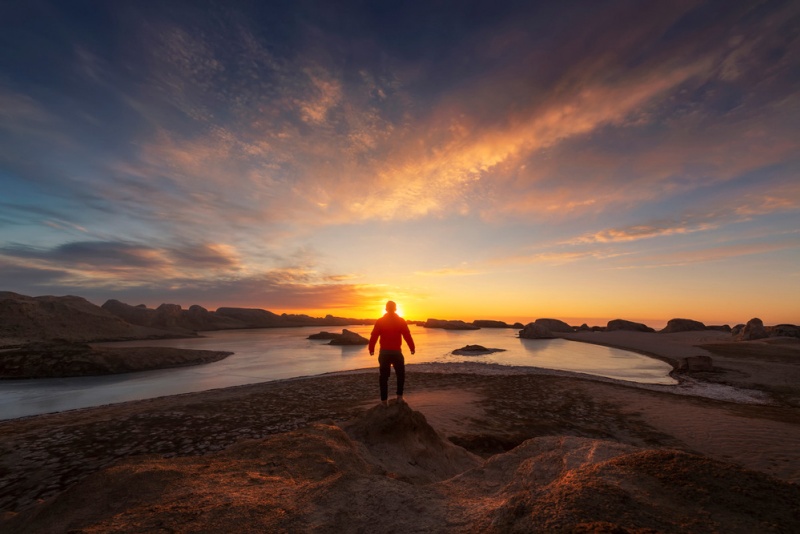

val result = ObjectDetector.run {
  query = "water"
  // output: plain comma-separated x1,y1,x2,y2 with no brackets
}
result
0,325,675,420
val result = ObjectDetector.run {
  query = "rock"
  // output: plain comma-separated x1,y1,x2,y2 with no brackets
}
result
533,318,573,333
767,324,800,339
308,331,339,340
327,329,369,346
739,318,768,340
472,320,512,328
607,319,654,333
660,318,707,333
452,345,506,355
577,324,592,332
424,319,480,330
677,355,714,372
731,324,745,336
512,322,525,329
519,322,554,339
707,325,732,333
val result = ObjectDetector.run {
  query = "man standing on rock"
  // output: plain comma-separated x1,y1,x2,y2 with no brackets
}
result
369,300,415,406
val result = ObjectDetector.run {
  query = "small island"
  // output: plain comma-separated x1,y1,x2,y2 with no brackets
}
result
0,342,233,379
452,344,506,356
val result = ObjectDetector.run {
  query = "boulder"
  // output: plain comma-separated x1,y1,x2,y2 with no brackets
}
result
308,331,340,340
519,322,554,339
531,318,573,333
731,324,745,336
424,319,480,330
328,329,369,346
472,320,511,328
576,323,592,332
660,318,707,333
677,355,714,372
512,322,525,329
739,318,768,341
607,319,654,333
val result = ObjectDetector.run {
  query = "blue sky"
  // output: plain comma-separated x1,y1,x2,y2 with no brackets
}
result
1,0,798,325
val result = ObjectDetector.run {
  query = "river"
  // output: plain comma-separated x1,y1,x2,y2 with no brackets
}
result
0,325,675,420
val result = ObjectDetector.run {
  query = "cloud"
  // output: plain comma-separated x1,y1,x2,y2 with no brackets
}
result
611,240,800,270
414,267,482,277
0,239,381,311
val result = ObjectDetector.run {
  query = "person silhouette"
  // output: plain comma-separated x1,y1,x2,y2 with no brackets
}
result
369,300,415,406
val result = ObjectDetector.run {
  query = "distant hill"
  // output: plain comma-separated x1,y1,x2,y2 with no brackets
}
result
0,292,181,347
102,300,375,331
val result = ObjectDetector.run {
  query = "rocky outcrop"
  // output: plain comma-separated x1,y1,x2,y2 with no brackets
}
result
512,322,525,329
472,320,512,328
707,324,732,333
660,318,707,333
739,318,768,340
533,318,574,333
103,300,372,332
0,292,177,346
768,324,800,339
424,319,480,330
326,329,369,346
215,307,284,327
308,331,340,340
519,322,555,339
8,403,799,533
451,345,506,355
677,355,714,372
607,319,655,333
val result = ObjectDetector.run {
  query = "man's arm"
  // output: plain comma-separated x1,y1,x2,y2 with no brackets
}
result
402,323,415,354
368,322,380,355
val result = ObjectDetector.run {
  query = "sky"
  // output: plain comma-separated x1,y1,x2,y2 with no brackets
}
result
1,0,798,326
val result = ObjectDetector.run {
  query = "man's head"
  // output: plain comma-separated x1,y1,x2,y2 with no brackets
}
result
385,300,397,313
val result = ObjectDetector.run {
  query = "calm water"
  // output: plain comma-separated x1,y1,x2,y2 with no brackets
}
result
0,325,674,420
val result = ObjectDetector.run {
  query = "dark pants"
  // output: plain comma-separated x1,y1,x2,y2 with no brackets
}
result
378,350,405,401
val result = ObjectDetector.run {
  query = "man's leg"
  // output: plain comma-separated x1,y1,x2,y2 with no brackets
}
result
393,353,405,400
378,352,390,402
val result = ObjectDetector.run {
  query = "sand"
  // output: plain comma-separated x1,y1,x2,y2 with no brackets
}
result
1,330,799,531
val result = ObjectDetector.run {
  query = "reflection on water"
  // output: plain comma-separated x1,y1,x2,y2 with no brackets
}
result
0,325,674,420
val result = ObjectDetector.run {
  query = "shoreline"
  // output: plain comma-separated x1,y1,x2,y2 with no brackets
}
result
0,329,785,422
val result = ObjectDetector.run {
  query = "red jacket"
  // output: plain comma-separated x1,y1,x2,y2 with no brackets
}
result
369,312,415,353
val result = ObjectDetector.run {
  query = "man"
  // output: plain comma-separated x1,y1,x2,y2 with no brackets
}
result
369,300,415,406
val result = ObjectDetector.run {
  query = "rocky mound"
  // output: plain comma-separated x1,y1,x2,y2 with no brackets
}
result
424,318,480,330
5,403,798,533
0,292,177,346
660,318,707,333
519,318,574,339
0,342,232,378
102,300,244,332
326,329,369,346
606,318,655,332
472,320,512,328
